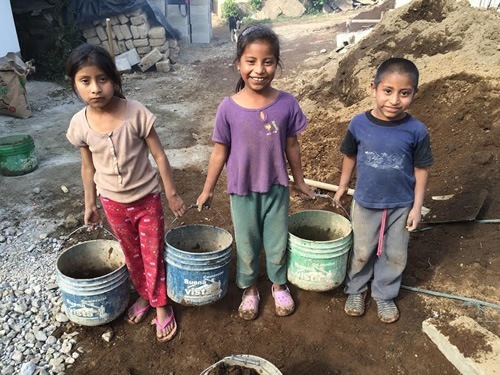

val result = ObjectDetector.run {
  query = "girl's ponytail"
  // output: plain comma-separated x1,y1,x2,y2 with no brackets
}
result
235,77,245,92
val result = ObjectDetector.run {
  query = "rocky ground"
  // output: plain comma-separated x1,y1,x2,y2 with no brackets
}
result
0,1,499,374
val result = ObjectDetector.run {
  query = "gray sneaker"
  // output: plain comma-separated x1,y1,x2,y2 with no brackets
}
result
344,292,367,316
374,298,400,323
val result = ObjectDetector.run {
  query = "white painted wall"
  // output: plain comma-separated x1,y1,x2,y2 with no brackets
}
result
0,0,20,57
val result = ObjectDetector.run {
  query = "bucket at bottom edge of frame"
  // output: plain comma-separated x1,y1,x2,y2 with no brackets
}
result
165,224,233,306
200,354,282,375
0,134,38,176
56,240,129,326
287,210,353,291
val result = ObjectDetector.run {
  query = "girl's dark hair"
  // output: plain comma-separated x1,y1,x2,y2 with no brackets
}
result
234,24,282,92
374,57,419,89
66,43,125,99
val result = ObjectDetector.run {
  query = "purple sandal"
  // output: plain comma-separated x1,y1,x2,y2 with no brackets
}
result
272,285,295,317
238,289,260,321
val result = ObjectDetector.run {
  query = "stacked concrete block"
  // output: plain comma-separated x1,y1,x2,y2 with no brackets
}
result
138,48,163,72
149,26,167,48
80,6,180,72
168,39,180,64
156,60,171,73
115,57,132,73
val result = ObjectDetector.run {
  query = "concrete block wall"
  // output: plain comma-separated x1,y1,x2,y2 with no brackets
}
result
190,0,212,44
166,5,191,44
80,7,180,71
166,0,212,44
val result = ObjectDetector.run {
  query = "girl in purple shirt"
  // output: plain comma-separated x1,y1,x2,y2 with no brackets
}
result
197,25,314,320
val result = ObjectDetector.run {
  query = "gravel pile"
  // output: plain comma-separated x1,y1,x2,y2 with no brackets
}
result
0,219,85,375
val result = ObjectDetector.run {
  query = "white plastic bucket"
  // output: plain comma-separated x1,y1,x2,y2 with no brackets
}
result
200,355,282,375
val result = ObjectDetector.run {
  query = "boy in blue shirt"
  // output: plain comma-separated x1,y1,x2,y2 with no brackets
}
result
334,58,433,323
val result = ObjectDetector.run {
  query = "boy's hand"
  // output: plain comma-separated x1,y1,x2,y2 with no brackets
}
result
333,188,347,208
406,207,421,231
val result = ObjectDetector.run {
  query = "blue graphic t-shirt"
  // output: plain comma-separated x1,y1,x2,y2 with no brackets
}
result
340,111,433,209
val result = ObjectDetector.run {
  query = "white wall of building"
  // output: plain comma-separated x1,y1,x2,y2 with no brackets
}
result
0,0,20,57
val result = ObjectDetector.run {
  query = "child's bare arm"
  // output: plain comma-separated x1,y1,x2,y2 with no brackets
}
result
197,142,229,210
333,154,356,206
146,127,186,218
285,135,315,198
406,166,429,231
80,146,100,225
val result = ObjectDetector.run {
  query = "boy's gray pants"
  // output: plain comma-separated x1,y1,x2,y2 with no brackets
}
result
344,200,411,300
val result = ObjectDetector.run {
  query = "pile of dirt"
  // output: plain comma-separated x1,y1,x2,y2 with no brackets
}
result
282,0,500,219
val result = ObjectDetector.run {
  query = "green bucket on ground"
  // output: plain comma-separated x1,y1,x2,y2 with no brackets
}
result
0,134,38,176
287,210,352,291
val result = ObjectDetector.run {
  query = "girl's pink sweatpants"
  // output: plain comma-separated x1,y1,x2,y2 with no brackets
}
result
101,193,168,308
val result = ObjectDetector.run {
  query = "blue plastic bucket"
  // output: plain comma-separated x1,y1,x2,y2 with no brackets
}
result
56,240,130,326
287,210,352,291
0,134,38,176
165,225,233,306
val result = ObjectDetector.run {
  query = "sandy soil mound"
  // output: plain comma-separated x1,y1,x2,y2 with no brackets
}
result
284,0,500,219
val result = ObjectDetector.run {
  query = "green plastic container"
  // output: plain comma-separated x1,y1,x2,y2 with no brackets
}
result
287,210,352,291
0,134,38,176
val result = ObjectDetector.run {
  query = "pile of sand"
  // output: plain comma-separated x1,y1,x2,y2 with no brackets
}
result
286,0,500,210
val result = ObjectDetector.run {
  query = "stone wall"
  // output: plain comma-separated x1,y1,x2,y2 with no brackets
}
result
80,7,180,72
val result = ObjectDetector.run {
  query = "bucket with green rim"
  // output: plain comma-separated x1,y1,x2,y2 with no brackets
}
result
0,134,38,176
287,210,352,291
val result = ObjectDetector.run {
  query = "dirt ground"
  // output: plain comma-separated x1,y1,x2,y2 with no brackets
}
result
0,0,499,374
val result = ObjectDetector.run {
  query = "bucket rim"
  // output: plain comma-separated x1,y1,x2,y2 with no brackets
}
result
165,223,232,236
200,354,282,375
0,134,33,146
57,239,126,281
289,209,350,220
288,210,352,243
165,224,233,256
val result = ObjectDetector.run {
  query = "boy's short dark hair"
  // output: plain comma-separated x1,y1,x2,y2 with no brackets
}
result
374,58,419,89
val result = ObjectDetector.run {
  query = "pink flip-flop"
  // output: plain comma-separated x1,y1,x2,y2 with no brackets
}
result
272,285,295,317
238,289,260,321
126,300,151,324
151,306,177,342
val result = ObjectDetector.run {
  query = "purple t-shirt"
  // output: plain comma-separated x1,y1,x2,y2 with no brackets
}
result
213,91,307,195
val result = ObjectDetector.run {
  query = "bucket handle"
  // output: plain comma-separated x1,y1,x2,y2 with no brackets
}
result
314,192,352,221
229,355,261,366
168,204,232,231
62,224,117,245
